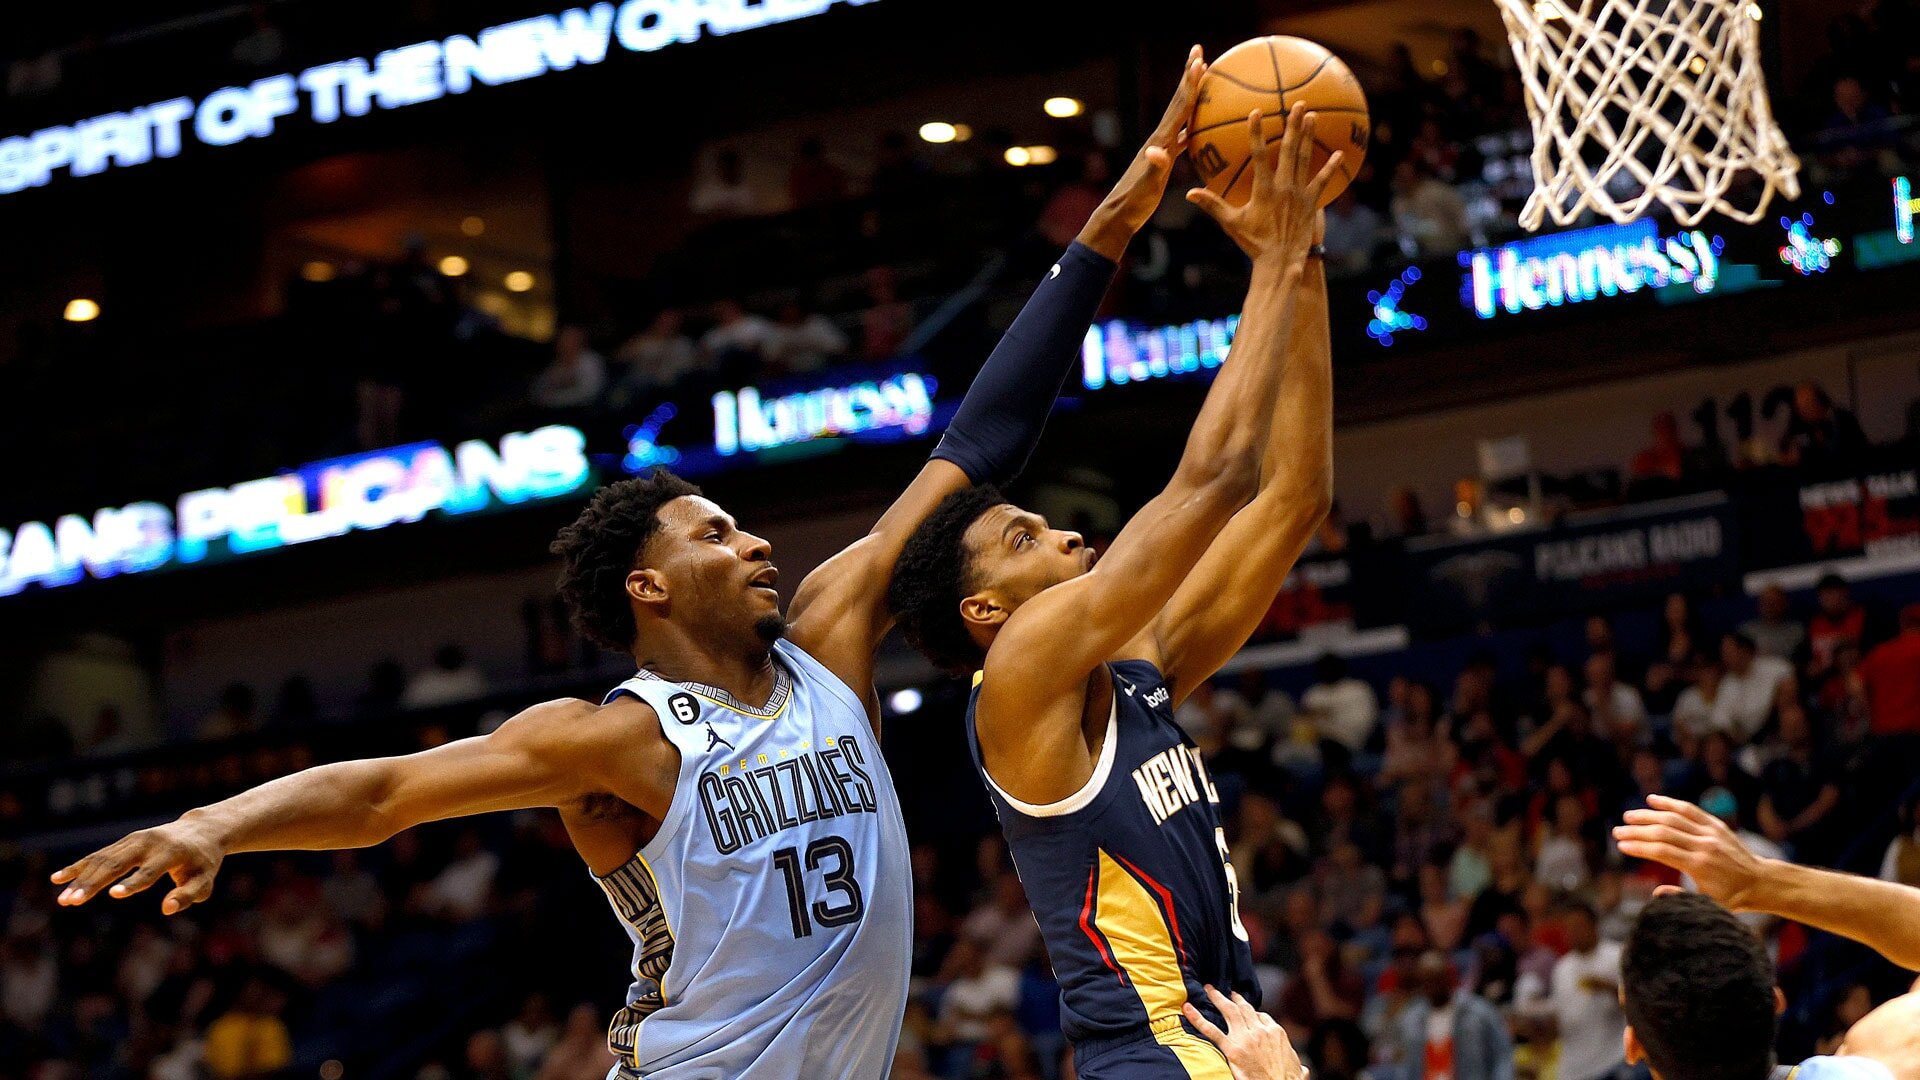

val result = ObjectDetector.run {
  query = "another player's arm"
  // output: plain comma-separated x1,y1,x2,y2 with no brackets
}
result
52,697,674,915
1147,212,1333,703
1615,794,1920,970
785,49,1211,702
980,108,1337,796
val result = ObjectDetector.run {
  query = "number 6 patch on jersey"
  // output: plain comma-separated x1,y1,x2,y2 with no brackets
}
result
668,693,701,724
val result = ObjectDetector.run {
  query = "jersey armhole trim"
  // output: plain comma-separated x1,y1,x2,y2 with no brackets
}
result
603,685,696,868
980,691,1118,818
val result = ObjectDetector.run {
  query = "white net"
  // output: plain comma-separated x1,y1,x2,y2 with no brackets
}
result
1494,0,1802,229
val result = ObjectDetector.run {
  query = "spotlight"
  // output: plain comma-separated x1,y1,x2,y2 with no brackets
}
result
460,216,485,237
300,261,336,283
63,298,100,322
1026,145,1058,165
504,271,535,293
888,688,924,715
1044,96,1084,118
439,255,470,277
919,122,957,144
1004,147,1032,166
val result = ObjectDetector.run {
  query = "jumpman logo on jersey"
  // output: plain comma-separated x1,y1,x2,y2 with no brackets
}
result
704,723,735,753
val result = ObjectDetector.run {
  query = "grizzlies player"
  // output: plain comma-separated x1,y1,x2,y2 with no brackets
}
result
890,105,1337,1079
48,54,1214,1080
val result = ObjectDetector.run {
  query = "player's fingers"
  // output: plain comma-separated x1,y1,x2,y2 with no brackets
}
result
1206,983,1249,1023
1651,794,1723,830
108,862,171,899
1614,823,1703,849
1185,187,1232,222
1143,146,1172,174
1275,104,1306,184
1620,808,1698,835
161,872,215,916
1295,112,1317,184
1246,110,1272,192
1616,839,1693,868
1182,1002,1229,1045
58,848,136,905
1306,151,1345,204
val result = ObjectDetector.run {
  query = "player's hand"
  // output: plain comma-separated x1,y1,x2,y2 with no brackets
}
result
1613,794,1769,911
51,817,225,915
1186,104,1342,269
1079,45,1208,259
1183,986,1306,1080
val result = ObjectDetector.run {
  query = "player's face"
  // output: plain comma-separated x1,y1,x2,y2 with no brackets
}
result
648,496,784,639
963,504,1091,616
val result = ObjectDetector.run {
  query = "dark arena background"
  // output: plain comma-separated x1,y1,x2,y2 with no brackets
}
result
3,1,1920,1079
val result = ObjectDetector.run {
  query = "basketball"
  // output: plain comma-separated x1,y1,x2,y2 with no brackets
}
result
1189,36,1370,208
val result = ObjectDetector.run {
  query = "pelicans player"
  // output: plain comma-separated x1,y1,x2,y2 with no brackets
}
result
890,104,1337,1079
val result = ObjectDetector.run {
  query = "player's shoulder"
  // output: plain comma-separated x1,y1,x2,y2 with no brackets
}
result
494,695,665,752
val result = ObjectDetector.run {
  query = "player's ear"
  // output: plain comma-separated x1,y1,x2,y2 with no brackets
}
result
959,591,1006,631
1623,1025,1644,1067
627,567,669,608
1775,987,1788,1015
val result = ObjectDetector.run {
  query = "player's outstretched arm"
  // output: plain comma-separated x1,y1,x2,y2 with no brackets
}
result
1183,986,1307,1080
1148,211,1333,702
785,49,1211,701
984,107,1340,711
1615,793,1920,971
51,697,672,916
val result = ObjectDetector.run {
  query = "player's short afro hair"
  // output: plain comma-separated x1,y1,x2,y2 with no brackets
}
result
1622,893,1776,1080
888,484,1007,674
550,470,702,652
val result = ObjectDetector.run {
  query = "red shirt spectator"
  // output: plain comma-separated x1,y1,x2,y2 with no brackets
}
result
1809,574,1866,674
1857,606,1920,735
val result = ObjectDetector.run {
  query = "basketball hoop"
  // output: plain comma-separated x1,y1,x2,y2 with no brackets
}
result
1494,0,1801,229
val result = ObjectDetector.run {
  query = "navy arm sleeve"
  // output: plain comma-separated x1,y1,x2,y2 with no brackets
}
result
930,241,1117,485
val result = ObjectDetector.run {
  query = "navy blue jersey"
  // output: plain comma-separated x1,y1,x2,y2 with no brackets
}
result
966,659,1259,1054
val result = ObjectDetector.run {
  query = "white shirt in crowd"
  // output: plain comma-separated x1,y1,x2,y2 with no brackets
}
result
1672,683,1716,737
403,663,490,709
763,315,849,373
1535,834,1590,893
701,314,775,359
1586,681,1648,740
531,348,608,410
427,849,501,921
1550,940,1626,1080
938,964,1020,1044
1710,656,1793,742
1302,677,1379,752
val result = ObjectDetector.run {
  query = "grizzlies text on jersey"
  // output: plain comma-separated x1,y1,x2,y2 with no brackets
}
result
597,639,911,1079
967,659,1258,1080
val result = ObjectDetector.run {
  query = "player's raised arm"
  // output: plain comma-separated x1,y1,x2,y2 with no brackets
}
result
784,49,1211,698
51,697,673,916
982,106,1340,706
1146,209,1333,703
1615,794,1920,971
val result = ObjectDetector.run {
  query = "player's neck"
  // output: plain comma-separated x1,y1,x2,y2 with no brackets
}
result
634,637,779,708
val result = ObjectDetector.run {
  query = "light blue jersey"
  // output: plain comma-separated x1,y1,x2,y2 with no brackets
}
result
595,639,911,1079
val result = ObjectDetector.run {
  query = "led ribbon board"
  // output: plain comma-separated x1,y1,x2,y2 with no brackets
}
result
0,426,590,597
0,0,879,197
1461,218,1723,320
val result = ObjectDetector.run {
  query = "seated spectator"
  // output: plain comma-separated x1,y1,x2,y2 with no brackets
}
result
1628,411,1694,487
1658,591,1704,667
1755,702,1841,862
502,994,559,1080
613,309,699,395
1808,572,1868,687
701,299,774,383
688,148,755,217
464,1030,511,1080
1390,161,1471,256
1534,793,1592,892
1038,153,1109,249
426,828,500,921
787,136,848,208
403,645,489,709
1881,790,1920,887
1778,381,1867,470
859,266,913,361
1709,632,1793,743
534,1004,615,1080
1855,602,1920,737
958,872,1040,971
202,977,293,1080
1740,583,1806,662
1393,952,1513,1080
530,326,607,411
1302,654,1379,759
1671,655,1723,739
1321,189,1384,277
762,299,849,375
1418,862,1469,953
1688,734,1763,828
933,940,1019,1063
1278,928,1366,1028
1231,792,1312,894
1584,651,1648,750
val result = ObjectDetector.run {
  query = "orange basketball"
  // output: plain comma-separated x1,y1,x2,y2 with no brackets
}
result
1189,36,1370,208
